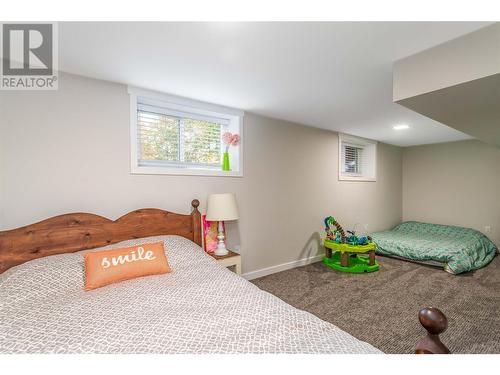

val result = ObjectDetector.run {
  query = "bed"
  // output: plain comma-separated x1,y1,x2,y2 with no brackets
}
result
371,221,498,274
0,200,382,354
0,201,451,354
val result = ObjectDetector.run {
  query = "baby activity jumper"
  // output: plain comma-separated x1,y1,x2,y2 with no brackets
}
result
323,216,379,273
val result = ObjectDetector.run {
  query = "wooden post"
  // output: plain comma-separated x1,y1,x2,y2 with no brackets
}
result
191,199,202,247
325,247,332,258
340,252,349,267
369,250,375,266
415,307,450,354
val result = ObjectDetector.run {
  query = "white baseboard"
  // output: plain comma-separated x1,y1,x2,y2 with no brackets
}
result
242,253,324,280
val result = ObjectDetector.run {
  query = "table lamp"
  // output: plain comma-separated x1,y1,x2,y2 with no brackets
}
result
206,193,239,256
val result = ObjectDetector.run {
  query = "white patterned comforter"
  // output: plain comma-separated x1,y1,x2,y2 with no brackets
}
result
0,235,380,354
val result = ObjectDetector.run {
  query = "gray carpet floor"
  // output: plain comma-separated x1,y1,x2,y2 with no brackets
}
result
251,254,500,354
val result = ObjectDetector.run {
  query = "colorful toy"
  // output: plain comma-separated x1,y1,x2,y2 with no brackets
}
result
323,216,379,273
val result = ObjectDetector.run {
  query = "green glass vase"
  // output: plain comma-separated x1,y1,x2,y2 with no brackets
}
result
222,152,231,171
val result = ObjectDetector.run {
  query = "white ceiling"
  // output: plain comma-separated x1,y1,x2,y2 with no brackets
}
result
59,22,491,146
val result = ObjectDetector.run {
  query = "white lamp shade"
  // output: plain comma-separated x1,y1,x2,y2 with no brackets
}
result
206,193,239,221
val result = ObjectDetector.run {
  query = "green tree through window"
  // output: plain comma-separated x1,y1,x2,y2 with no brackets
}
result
138,111,221,166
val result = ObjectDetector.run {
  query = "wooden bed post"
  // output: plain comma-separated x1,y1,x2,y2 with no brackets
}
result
191,199,202,247
415,307,450,354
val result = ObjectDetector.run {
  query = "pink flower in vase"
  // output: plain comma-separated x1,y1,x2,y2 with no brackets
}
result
230,134,240,146
222,132,233,146
222,132,240,152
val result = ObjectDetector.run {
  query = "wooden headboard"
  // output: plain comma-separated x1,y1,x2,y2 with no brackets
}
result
0,199,201,274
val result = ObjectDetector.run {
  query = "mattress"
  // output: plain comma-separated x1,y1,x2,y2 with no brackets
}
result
0,235,380,354
372,221,497,274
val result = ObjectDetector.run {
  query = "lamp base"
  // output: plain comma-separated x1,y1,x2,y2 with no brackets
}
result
214,247,229,256
214,221,228,256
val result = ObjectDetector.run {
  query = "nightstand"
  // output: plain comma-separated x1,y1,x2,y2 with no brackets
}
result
210,250,241,275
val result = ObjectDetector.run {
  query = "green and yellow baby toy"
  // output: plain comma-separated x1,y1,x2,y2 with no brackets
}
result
323,216,379,273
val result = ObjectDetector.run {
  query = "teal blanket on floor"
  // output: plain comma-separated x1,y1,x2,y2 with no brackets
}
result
371,221,498,274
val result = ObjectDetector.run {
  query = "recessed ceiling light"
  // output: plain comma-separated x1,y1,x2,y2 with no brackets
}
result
393,124,410,130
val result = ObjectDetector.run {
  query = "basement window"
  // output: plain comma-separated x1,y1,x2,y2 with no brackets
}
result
129,87,243,176
338,133,377,181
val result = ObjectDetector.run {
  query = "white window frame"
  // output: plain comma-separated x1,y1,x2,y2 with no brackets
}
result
129,86,244,177
338,133,377,182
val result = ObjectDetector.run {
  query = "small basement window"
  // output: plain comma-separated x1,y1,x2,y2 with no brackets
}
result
129,87,243,176
338,133,377,181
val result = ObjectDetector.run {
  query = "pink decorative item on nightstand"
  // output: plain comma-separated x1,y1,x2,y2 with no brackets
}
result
202,214,225,253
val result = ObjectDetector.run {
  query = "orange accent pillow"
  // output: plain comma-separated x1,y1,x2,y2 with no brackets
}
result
84,241,171,290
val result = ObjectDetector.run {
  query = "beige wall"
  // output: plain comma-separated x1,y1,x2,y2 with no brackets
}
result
402,140,500,247
393,23,500,101
0,73,403,277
